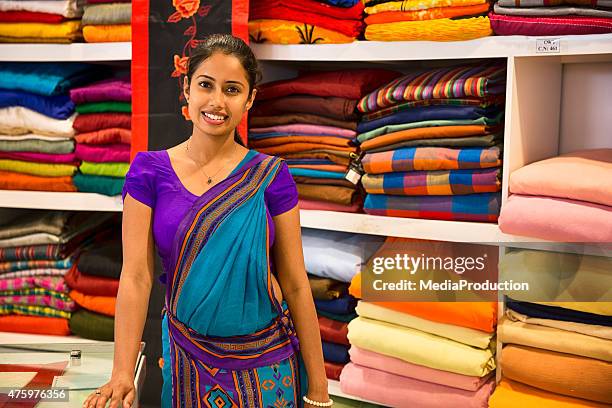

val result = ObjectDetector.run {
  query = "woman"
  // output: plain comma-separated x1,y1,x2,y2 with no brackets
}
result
84,34,331,408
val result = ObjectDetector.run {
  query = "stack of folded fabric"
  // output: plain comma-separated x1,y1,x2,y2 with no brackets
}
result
0,0,83,43
489,0,612,36
82,0,131,43
70,77,131,196
0,62,108,192
0,211,114,336
249,0,364,44
357,63,506,223
250,69,401,213
490,248,612,407
67,236,122,341
362,0,492,41
499,149,612,241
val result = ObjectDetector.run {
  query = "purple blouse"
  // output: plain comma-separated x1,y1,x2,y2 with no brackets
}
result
121,149,298,282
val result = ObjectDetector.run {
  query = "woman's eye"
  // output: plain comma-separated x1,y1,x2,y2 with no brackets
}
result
198,81,212,88
226,86,240,94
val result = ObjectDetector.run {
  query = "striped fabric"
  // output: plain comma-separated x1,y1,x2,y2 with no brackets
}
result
362,168,501,195
0,303,71,319
358,64,506,113
363,146,502,174
0,288,76,311
364,192,501,222
0,276,69,293
0,244,67,262
0,268,70,279
0,257,73,274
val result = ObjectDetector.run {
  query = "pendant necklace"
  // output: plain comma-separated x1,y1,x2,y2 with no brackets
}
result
186,138,236,185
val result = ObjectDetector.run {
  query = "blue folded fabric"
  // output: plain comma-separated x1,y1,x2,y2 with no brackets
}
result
315,295,357,315
322,341,350,364
0,63,108,96
357,105,499,134
507,299,612,327
289,168,346,179
0,89,75,119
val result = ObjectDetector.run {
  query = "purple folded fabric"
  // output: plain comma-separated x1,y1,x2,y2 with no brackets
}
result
0,151,78,165
74,143,130,163
249,124,356,138
69,77,131,104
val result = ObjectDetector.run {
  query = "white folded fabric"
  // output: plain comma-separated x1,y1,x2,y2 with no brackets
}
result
0,107,76,137
0,0,85,18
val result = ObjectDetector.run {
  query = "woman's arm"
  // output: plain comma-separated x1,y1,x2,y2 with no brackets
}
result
84,194,155,408
272,206,330,405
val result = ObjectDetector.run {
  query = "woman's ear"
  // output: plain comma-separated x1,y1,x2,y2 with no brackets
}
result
245,88,257,111
183,76,190,102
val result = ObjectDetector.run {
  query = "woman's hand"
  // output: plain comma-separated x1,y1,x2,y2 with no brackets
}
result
82,373,135,408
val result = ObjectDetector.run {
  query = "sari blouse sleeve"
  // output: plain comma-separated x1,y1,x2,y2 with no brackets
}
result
122,151,156,208
265,160,298,217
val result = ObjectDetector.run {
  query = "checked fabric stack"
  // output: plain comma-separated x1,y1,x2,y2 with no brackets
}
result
70,76,132,196
249,0,364,44
82,0,131,43
250,69,401,213
357,63,506,223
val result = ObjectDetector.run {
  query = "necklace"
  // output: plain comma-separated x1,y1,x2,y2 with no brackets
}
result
185,138,237,185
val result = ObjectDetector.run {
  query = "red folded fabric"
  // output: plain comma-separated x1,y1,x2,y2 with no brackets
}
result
257,69,402,101
75,143,130,163
0,11,65,23
65,264,119,297
325,361,345,380
75,128,132,145
251,0,364,21
0,151,78,165
0,315,70,336
489,12,612,36
318,315,350,345
73,113,131,133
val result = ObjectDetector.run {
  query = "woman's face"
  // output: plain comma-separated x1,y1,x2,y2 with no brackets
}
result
184,52,255,139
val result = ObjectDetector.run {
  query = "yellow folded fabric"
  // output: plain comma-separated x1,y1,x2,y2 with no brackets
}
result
365,17,492,42
249,19,355,44
347,316,496,377
499,317,612,362
356,301,493,349
0,21,81,41
365,0,486,14
83,24,131,43
0,159,77,177
0,36,75,44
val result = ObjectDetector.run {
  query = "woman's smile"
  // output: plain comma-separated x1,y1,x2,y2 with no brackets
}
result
201,111,228,125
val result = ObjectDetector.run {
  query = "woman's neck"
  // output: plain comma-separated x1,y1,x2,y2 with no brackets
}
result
187,130,236,166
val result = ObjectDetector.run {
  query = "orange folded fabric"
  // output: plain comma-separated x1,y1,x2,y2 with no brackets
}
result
360,125,492,151
365,3,491,24
0,315,70,336
284,152,351,166
289,164,347,172
74,128,132,145
255,143,356,155
69,289,116,317
250,136,352,148
83,24,131,43
0,170,76,192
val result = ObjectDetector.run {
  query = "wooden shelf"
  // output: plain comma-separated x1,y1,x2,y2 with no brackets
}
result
0,42,131,62
0,191,122,212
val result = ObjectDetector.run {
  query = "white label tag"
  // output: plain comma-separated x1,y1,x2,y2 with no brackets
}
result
344,168,362,185
536,38,561,54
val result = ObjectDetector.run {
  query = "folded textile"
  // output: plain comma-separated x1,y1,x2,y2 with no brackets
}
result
294,176,355,188
318,309,357,323
0,10,66,24
73,112,131,132
0,231,79,248
364,0,486,13
73,173,124,196
252,96,358,121
79,160,129,177
498,194,612,242
297,184,357,206
0,257,73,274
321,0,363,6
249,19,355,44
252,0,364,20
0,170,75,192
497,0,612,7
319,315,349,345
289,168,349,179
506,308,612,340
0,0,83,18
0,303,71,319
315,295,357,315
489,12,612,35
358,64,505,114
83,24,131,42
325,361,345,381
252,136,352,149
340,363,495,408
502,345,612,404
0,314,70,335
0,288,75,311
0,89,74,120
362,168,501,196
0,151,77,165
507,300,612,327
364,192,501,222
250,124,356,139
0,268,70,279
74,128,131,145
70,77,131,104
249,113,357,131
365,134,502,153
64,264,118,297
0,276,68,293
75,143,129,163
69,289,115,316
509,149,612,207
493,3,612,17
0,135,74,154
69,309,114,341
285,151,351,166
356,301,492,349
77,239,121,279
366,17,493,44
366,3,491,23
0,159,77,177
258,69,401,102
499,317,612,362
82,2,131,25
75,101,131,114
309,276,348,300
0,20,81,43
1,109,76,138
537,302,612,318
298,199,362,213
323,341,350,364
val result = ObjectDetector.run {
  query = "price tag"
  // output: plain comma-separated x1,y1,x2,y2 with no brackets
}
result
536,38,561,54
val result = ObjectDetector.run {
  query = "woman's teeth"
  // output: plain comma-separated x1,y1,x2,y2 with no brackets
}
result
203,112,225,121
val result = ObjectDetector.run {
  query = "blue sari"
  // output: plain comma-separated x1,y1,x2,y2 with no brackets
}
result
161,153,307,407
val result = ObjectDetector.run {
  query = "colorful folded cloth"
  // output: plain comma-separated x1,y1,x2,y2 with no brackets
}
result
0,89,74,120
294,176,355,188
350,346,494,392
0,287,75,310
318,309,358,323
364,192,501,222
82,2,131,25
0,268,70,279
0,257,73,274
362,168,501,196
340,363,495,408
365,17,492,43
0,20,82,43
498,194,612,242
0,107,76,137
322,341,350,364
499,317,612,362
249,113,357,131
77,240,122,279
252,96,358,121
64,264,119,297
0,170,76,192
69,309,114,341
489,12,612,35
315,295,358,315
365,134,502,153
73,112,131,132
0,314,70,335
75,101,131,114
0,0,84,17
69,289,115,317
319,315,349,345
70,77,131,104
493,3,612,17
75,143,129,163
364,0,486,13
253,0,364,20
0,232,74,249
79,161,129,177
298,198,363,213
502,345,612,404
0,303,71,319
74,128,131,145
252,136,352,149
250,124,356,139
324,361,345,381
309,276,349,300
366,3,491,23
83,24,131,42
0,159,77,177
289,167,350,179
0,134,75,154
297,184,357,206
507,300,612,327
0,10,66,24
249,9,363,39
506,308,612,340
0,151,77,165
249,19,355,44
322,0,363,6
285,151,351,166
73,173,124,196
348,316,496,377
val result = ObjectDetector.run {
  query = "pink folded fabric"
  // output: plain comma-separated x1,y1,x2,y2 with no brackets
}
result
250,124,356,138
0,294,76,312
499,194,612,242
349,347,493,392
489,12,612,36
69,77,131,104
0,276,68,293
74,143,130,163
0,151,79,165
298,199,362,213
340,363,495,408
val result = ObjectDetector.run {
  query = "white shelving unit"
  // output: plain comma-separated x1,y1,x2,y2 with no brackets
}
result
0,42,131,62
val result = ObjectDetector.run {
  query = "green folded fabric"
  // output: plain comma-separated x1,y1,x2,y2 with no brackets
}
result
317,309,357,323
0,159,77,177
73,173,125,196
69,309,114,341
0,304,71,319
79,161,129,178
0,138,75,154
75,101,131,114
